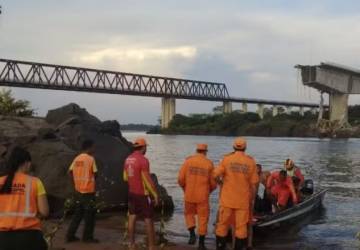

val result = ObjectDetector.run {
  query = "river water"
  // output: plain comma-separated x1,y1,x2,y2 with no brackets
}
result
123,132,360,250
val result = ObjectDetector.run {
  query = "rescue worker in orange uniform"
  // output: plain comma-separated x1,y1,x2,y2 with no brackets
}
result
0,147,49,250
178,144,217,250
284,159,304,187
213,138,259,250
123,138,159,250
266,170,298,211
66,139,99,243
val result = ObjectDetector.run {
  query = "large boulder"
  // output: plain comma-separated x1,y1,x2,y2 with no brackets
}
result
0,104,174,215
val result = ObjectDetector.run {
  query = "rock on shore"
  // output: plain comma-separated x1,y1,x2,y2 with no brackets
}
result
0,103,174,215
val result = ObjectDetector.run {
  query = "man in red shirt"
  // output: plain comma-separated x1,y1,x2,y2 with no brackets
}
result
266,170,298,211
123,138,159,250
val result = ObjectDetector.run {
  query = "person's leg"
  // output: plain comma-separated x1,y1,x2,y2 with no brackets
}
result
13,230,48,250
144,218,156,250
215,206,233,250
128,214,137,249
83,193,98,242
0,231,13,250
184,202,197,245
247,224,253,249
234,209,249,250
197,202,210,250
66,194,85,241
277,188,291,211
247,208,254,249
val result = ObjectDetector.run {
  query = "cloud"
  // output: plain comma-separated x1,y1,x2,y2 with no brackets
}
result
2,0,360,123
77,46,197,64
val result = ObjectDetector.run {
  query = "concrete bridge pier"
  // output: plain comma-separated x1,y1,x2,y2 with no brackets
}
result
242,103,248,113
223,101,233,113
310,108,317,115
329,93,348,122
257,104,265,119
161,97,176,128
299,106,304,116
286,106,292,115
272,106,278,117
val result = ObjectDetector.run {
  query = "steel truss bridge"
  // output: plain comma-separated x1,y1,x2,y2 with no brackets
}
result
0,58,320,108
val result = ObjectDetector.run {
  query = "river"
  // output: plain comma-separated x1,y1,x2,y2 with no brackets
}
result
123,132,360,249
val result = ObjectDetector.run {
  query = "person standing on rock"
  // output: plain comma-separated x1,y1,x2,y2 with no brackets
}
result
213,138,259,250
123,137,159,250
66,139,99,243
178,144,217,250
0,147,49,250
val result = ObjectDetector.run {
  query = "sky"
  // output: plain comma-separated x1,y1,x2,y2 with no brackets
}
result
1,0,360,124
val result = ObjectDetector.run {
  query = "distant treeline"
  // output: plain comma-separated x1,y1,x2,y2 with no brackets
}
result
161,105,360,137
121,123,158,131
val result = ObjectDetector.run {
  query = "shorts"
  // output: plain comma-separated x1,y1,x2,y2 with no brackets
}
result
128,193,154,219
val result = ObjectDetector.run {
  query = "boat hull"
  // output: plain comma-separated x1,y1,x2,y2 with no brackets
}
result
254,189,327,230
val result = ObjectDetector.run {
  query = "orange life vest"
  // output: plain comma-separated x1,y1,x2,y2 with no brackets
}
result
72,153,96,193
0,173,41,231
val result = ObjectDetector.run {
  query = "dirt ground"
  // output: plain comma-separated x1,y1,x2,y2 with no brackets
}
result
48,216,213,250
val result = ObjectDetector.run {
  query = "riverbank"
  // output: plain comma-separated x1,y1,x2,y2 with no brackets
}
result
160,111,360,138
50,215,208,250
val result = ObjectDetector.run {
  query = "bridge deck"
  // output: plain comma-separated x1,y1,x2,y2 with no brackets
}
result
0,58,319,108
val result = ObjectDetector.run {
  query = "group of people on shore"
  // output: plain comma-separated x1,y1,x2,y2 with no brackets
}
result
0,136,304,250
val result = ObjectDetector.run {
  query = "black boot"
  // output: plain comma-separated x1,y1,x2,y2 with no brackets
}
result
216,236,226,250
188,227,197,245
234,238,247,250
198,235,207,250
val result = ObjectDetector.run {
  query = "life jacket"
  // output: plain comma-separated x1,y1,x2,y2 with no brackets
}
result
0,173,41,231
72,153,96,193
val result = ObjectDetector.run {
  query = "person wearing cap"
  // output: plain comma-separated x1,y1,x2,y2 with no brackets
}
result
284,159,304,187
178,144,217,250
123,137,159,250
213,137,259,250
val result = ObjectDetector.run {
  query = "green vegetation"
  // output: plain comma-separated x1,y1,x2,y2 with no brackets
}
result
162,105,360,137
162,110,320,137
349,105,360,125
121,123,158,131
0,89,35,117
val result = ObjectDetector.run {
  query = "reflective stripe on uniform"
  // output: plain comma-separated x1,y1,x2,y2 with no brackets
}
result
0,176,36,218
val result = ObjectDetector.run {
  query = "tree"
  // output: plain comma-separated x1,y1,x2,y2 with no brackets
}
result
213,105,224,114
0,89,35,117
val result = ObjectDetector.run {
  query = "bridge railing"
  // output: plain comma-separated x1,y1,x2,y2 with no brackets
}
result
0,59,230,100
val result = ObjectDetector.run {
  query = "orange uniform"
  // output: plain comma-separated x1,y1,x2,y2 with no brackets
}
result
213,151,259,239
267,171,298,206
69,153,97,194
178,153,216,236
0,173,46,231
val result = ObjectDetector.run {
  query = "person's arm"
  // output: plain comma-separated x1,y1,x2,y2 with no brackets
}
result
266,173,274,190
141,159,159,204
92,160,98,179
296,168,305,186
209,163,217,192
123,168,128,182
36,180,49,218
288,178,298,204
249,160,260,210
213,158,226,179
178,161,188,190
68,160,75,175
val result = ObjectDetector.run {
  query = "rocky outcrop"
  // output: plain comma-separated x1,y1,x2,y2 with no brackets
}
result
317,119,354,138
0,104,174,215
